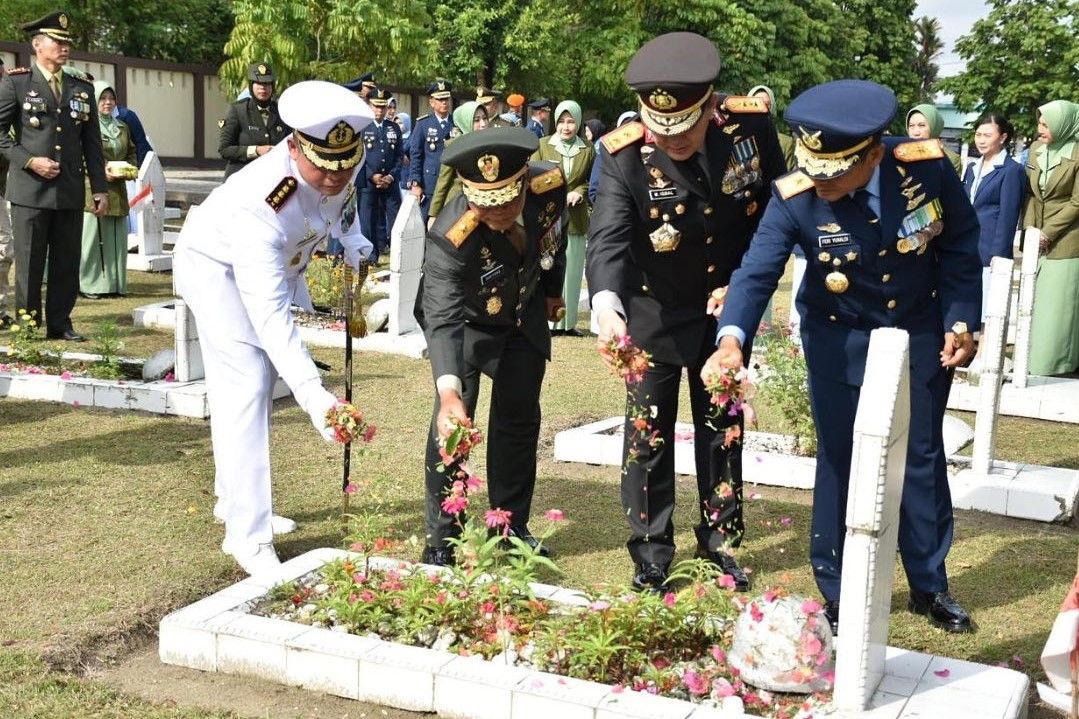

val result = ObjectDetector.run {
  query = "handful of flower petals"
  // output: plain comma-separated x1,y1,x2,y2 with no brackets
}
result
324,401,377,445
599,335,652,385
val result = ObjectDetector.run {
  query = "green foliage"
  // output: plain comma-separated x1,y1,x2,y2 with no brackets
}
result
6,309,47,366
913,16,944,101
939,0,1079,141
303,255,347,310
87,320,123,380
755,325,817,456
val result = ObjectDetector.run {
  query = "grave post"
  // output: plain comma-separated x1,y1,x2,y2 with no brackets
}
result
971,256,1015,475
1010,228,1040,388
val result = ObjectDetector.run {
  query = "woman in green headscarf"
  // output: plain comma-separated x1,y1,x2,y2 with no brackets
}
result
1024,100,1079,376
532,100,595,335
79,80,136,297
427,101,489,226
906,103,963,176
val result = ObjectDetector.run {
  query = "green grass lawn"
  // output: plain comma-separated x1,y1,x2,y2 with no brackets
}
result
1,269,1076,718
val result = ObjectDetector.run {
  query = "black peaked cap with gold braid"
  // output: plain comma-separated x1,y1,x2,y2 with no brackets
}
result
441,127,539,207
624,32,720,136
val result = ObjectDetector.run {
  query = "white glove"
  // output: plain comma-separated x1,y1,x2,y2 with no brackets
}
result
303,387,339,443
344,232,375,270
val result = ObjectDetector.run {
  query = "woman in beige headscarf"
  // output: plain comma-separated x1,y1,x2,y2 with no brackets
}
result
1025,100,1079,376
79,80,136,297
532,100,595,335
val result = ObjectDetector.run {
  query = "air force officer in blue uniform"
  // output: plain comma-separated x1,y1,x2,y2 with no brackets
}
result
708,80,981,634
408,80,453,220
359,88,403,262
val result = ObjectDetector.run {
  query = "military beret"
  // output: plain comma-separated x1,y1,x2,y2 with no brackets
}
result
506,93,525,109
279,80,375,172
427,78,452,99
248,63,275,84
785,79,897,179
527,97,551,111
441,127,539,207
20,10,72,43
624,32,720,136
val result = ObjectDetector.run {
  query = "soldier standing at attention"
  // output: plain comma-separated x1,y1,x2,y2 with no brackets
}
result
218,63,291,179
408,79,454,221
0,11,108,342
415,127,568,566
359,87,403,263
526,98,550,139
586,32,786,592
709,80,980,634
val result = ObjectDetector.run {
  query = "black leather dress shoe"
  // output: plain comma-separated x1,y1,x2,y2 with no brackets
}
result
420,546,456,567
46,329,85,342
0,314,12,330
908,590,973,633
564,329,584,338
631,562,669,593
695,546,750,591
502,525,551,557
823,600,840,636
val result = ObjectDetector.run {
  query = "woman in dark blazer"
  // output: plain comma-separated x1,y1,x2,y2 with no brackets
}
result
962,113,1025,318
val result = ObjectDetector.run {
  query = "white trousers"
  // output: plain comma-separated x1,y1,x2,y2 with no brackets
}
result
175,250,277,557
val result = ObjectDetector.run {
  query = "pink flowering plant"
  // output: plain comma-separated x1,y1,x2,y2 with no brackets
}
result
324,402,377,445
754,322,816,455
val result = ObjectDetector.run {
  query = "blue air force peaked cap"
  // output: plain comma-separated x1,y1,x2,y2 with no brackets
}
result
784,79,897,179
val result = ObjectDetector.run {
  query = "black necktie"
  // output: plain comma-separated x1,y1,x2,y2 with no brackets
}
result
853,189,878,223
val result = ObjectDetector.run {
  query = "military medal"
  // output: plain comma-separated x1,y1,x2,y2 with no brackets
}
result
649,222,681,253
906,193,926,211
825,271,850,293
540,254,554,270
649,207,660,219
486,296,502,315
29,117,40,128
22,102,31,110
818,251,831,262
897,237,913,254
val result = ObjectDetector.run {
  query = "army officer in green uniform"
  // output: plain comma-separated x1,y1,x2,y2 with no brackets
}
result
0,11,108,342
218,63,291,179
415,127,568,566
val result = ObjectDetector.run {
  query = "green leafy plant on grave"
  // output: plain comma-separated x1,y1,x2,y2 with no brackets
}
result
304,255,347,311
6,309,48,367
754,324,817,456
87,320,123,380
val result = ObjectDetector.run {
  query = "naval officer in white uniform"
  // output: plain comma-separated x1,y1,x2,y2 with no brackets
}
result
174,81,375,576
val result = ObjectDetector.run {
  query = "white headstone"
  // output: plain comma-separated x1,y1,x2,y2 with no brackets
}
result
833,328,911,712
971,257,1015,476
388,195,425,336
127,151,174,271
174,299,204,382
1010,228,1040,389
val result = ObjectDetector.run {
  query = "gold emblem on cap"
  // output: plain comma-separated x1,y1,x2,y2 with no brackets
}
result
799,127,823,151
328,121,355,148
257,64,267,74
486,296,503,315
477,153,500,182
825,271,849,293
649,88,677,111
437,80,446,91
59,13,69,28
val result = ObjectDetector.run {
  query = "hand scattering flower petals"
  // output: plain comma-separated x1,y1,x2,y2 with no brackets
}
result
324,401,376,445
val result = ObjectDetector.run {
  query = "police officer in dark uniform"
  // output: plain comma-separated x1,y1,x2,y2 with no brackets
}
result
408,79,454,221
415,127,568,566
526,98,550,139
218,63,291,179
359,87,403,263
709,80,980,634
586,32,786,592
0,11,108,341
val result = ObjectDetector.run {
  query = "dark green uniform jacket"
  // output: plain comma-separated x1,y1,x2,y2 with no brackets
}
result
218,97,290,178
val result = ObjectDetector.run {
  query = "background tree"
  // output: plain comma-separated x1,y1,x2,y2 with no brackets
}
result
940,0,1079,141
913,15,943,100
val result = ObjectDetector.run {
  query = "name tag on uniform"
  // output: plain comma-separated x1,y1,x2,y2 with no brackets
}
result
648,187,678,201
480,264,505,287
817,233,852,248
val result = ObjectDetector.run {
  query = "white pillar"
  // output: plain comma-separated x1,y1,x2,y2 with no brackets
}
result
971,257,1015,475
174,299,204,382
833,328,911,711
1011,228,1041,388
387,195,425,337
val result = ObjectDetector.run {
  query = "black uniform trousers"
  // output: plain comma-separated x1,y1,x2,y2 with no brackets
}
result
807,364,953,602
423,328,546,545
11,205,83,334
360,187,401,261
621,356,745,566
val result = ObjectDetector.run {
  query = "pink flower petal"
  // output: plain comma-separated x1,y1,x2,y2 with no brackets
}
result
749,492,762,500
933,668,950,678
59,370,72,380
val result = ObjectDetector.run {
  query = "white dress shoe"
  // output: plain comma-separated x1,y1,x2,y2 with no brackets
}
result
214,512,298,535
231,543,281,578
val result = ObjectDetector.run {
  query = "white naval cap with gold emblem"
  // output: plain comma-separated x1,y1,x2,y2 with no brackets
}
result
279,80,375,172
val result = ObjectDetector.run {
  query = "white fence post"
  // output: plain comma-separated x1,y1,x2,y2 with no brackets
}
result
1011,228,1041,388
971,257,1015,475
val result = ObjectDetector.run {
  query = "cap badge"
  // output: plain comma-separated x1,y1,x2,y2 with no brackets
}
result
59,13,69,28
799,127,823,151
328,121,355,148
477,153,500,182
649,88,677,111
437,81,446,91
257,64,267,74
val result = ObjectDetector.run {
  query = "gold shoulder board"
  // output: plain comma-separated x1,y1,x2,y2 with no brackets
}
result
446,209,479,248
775,170,814,200
600,121,645,155
530,168,564,194
6,67,31,75
265,176,298,213
723,96,768,114
894,139,944,162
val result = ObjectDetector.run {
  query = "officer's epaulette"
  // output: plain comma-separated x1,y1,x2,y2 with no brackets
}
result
416,114,431,121
722,95,768,114
775,170,814,200
894,139,944,162
265,176,298,212
530,168,563,194
62,66,94,83
5,67,31,76
445,209,479,249
600,121,645,155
